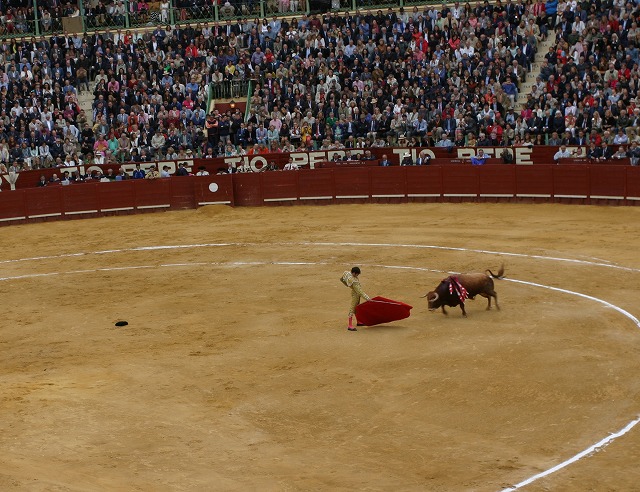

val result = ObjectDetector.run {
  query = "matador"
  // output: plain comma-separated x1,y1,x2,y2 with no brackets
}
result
340,266,371,331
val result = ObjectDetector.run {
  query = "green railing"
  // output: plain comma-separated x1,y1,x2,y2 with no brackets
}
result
210,79,252,100
207,78,253,117
0,10,64,38
173,4,218,25
84,17,127,31
324,0,352,11
353,0,399,10
0,18,38,38
129,5,164,29
244,79,256,122
402,0,439,5
262,0,308,16
207,80,214,114
0,1,444,40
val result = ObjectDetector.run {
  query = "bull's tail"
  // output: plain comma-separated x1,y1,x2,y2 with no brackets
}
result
486,264,505,279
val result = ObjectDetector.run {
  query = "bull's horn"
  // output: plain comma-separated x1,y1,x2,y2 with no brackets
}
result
431,292,439,302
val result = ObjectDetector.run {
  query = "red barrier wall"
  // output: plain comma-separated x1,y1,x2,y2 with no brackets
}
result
2,146,633,191
233,173,262,206
26,187,64,220
193,174,234,206
298,169,334,203
1,166,640,226
98,180,136,213
0,190,26,222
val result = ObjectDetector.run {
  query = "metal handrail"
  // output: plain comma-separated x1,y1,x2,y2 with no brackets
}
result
245,79,256,122
207,79,215,115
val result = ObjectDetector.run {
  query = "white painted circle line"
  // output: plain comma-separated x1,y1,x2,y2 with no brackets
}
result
0,242,638,273
1,257,638,490
506,278,640,328
306,242,640,273
500,416,640,491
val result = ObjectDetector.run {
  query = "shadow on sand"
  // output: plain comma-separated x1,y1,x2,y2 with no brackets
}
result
361,324,410,331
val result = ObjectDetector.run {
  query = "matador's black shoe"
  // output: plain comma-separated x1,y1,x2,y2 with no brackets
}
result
356,323,365,326
348,327,357,331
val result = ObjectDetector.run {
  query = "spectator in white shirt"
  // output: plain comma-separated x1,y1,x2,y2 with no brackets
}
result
283,157,299,170
613,129,629,145
553,145,575,162
612,146,627,159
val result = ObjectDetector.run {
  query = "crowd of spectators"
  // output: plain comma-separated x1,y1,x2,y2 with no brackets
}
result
83,0,160,29
521,0,640,156
1,0,640,174
242,0,640,156
0,1,80,36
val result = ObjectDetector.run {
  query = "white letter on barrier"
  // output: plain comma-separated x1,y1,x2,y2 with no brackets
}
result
250,156,267,172
514,147,533,165
86,165,102,174
392,148,407,161
290,153,309,168
457,148,474,160
2,173,19,187
225,157,242,169
308,152,327,169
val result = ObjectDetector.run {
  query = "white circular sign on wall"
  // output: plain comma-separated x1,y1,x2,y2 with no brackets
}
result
208,183,219,193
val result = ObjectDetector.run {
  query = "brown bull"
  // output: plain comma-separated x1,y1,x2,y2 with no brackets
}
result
421,265,504,317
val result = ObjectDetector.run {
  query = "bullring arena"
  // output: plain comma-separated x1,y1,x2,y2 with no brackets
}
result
1,201,639,491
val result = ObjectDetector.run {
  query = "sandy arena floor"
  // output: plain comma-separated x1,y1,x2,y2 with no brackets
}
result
1,203,639,491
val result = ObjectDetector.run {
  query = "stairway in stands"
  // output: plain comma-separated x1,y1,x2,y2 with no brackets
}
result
518,35,557,111
77,89,95,125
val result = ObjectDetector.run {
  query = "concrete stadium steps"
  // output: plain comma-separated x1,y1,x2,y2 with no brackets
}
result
519,81,536,96
517,35,557,111
77,91,95,125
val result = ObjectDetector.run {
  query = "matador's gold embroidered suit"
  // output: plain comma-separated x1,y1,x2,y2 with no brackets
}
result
340,271,371,329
